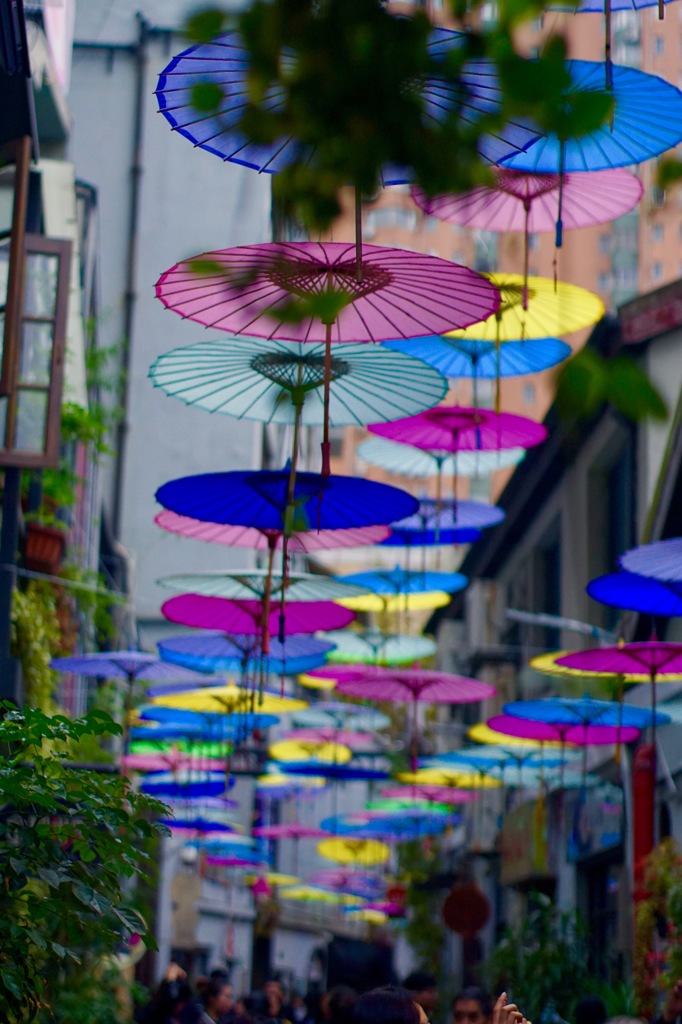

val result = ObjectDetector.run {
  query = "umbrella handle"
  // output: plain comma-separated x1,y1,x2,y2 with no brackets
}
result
321,319,333,477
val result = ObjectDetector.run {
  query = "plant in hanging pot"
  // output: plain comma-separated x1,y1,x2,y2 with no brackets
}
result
23,513,68,575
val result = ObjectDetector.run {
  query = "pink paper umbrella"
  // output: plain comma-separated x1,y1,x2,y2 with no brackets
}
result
411,168,642,292
253,823,331,872
369,407,547,453
156,511,389,551
287,728,384,753
380,784,479,805
156,241,499,473
336,669,496,769
161,595,356,635
121,751,225,774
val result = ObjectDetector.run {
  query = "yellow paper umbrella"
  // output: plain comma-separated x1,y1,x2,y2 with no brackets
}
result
397,768,501,789
278,885,365,905
317,837,391,866
336,591,451,614
149,683,308,715
346,908,389,925
468,721,571,750
298,670,338,691
446,274,604,343
244,872,300,887
256,772,327,791
529,650,681,684
268,739,352,764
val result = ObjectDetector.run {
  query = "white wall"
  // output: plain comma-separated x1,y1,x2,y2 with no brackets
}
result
69,1,272,619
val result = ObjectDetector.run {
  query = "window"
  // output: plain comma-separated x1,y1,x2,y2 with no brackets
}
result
654,36,665,55
532,14,544,29
529,46,540,59
363,206,417,237
652,261,663,281
523,384,536,405
598,234,611,254
598,273,612,292
528,233,539,251
652,222,664,242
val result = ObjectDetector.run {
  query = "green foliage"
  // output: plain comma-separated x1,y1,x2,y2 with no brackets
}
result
0,704,168,1022
634,839,682,1018
598,980,637,1018
11,582,62,712
399,838,446,975
486,892,596,1023
555,348,667,424
657,157,682,191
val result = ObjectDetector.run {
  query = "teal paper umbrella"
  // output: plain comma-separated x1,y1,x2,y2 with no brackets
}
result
357,437,526,480
321,629,436,666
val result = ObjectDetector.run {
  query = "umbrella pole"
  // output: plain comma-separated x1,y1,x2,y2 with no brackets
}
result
651,668,658,844
123,671,135,756
522,199,531,309
605,0,613,89
261,538,276,668
354,184,364,284
321,320,333,477
554,141,565,289
494,315,502,415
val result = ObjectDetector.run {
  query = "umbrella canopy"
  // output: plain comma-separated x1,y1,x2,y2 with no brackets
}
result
155,242,499,344
279,762,389,782
286,727,384,752
292,701,391,733
310,869,384,897
317,836,391,866
337,591,452,615
445,274,604,343
389,498,505,536
368,407,547,453
398,768,501,789
503,696,664,729
556,645,682,681
156,511,389,552
49,651,207,685
322,630,437,666
468,721,568,748
485,714,639,748
155,633,336,677
357,437,526,479
335,567,467,598
162,594,355,635
587,571,682,617
380,784,479,804
384,336,571,380
620,538,682,582
150,337,448,426
268,739,352,764
500,61,682,172
141,771,229,799
321,810,449,838
252,824,330,840
277,885,364,906
158,570,371,604
149,683,308,715
255,772,327,796
410,168,642,235
156,468,418,533
135,706,280,736
336,668,495,705
120,752,225,774
155,28,540,176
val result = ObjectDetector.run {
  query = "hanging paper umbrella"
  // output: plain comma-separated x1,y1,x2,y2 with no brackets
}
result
337,590,452,615
384,336,571,387
253,824,330,841
335,567,467,603
159,816,243,836
587,571,682,618
292,701,391,733
279,762,390,783
344,909,389,925
156,511,389,552
410,167,642,252
268,739,353,765
149,683,308,716
500,62,682,173
397,767,502,789
310,869,384,898
155,28,540,177
277,885,365,906
363,901,406,918
322,630,437,666
150,337,448,427
317,837,391,866
620,538,682,581
357,437,526,480
392,498,505,534
382,525,481,548
155,633,336,678
380,784,478,805
120,751,226,774
255,772,327,798
486,713,641,747
49,651,208,753
141,770,230,799
503,696,661,731
424,744,575,772
468,721,568,749
286,727,385,753
445,274,604,344
336,667,495,769
162,594,356,636
368,407,547,454
320,810,449,838
135,706,280,736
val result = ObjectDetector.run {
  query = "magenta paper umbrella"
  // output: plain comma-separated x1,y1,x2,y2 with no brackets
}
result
120,751,225,774
156,242,499,473
487,713,641,748
368,406,547,454
156,511,389,551
286,728,385,753
336,668,495,768
161,595,356,636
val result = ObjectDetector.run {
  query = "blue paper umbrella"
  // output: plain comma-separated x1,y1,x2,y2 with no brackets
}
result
141,771,231,799
155,28,539,178
357,437,526,480
156,468,417,533
620,538,682,582
504,696,668,730
500,62,682,173
279,762,389,782
384,336,571,380
136,706,280,736
155,633,336,679
320,810,449,837
385,498,504,550
587,571,682,617
382,525,481,548
336,566,467,597
424,744,576,772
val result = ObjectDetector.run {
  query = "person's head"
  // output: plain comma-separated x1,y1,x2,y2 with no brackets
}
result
351,986,424,1024
452,988,492,1024
327,986,359,1024
265,978,284,1007
575,997,607,1024
403,973,438,1015
203,977,234,1021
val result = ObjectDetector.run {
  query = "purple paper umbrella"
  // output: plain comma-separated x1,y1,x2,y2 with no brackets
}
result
368,406,547,453
620,538,682,582
156,242,499,473
336,668,495,768
285,728,383,753
253,824,329,840
156,511,389,551
162,595,355,636
487,714,640,748
49,651,208,753
121,751,225,774
310,870,383,898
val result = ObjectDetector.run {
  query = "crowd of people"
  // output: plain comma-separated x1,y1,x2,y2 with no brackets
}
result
136,964,682,1024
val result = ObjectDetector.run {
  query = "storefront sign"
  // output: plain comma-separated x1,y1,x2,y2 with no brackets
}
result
566,782,624,863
